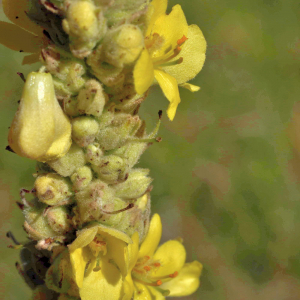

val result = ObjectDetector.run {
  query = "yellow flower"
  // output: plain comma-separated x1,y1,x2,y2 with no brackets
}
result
133,0,207,121
8,72,72,162
121,214,203,299
0,0,47,64
68,223,132,300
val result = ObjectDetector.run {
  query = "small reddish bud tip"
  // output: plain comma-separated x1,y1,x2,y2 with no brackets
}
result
169,271,178,278
16,202,24,210
156,137,162,142
156,280,163,286
158,110,163,119
144,266,151,271
17,72,26,82
5,145,15,153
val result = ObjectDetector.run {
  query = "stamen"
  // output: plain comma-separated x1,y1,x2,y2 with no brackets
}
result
93,256,101,272
151,271,178,280
144,266,151,271
133,277,163,287
153,262,161,267
177,35,188,46
135,256,150,266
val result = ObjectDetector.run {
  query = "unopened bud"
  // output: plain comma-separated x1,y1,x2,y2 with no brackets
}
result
62,1,106,58
72,116,99,147
70,166,93,191
102,24,144,68
96,113,142,150
8,72,72,162
46,206,72,235
63,97,79,117
91,155,128,184
85,143,104,165
77,80,107,117
35,173,73,206
113,168,152,199
48,143,86,177
24,201,57,240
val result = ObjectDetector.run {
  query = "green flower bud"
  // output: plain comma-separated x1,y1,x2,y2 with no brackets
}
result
46,206,73,235
32,285,59,300
45,250,79,297
102,24,144,68
85,143,104,165
62,0,106,58
71,116,100,147
24,201,58,240
63,97,79,117
116,193,150,241
75,180,114,223
91,154,128,184
48,143,86,177
70,166,93,191
77,80,107,117
113,168,152,199
86,45,125,87
35,173,73,206
96,113,142,150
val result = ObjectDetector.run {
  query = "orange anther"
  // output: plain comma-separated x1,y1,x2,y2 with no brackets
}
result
144,256,150,260
156,280,163,286
177,35,188,45
169,271,178,278
144,266,151,271
154,262,161,267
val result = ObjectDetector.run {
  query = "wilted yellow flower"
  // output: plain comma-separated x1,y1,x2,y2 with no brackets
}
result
0,0,46,64
133,0,206,121
8,72,72,162
68,223,132,300
121,214,203,299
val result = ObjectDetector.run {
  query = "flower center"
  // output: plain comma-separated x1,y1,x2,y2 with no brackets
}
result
132,255,178,290
89,234,107,257
145,33,188,68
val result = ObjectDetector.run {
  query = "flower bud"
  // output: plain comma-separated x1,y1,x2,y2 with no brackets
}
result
77,80,107,117
71,116,99,147
113,168,152,199
46,206,73,235
70,166,93,191
85,143,104,165
24,201,57,240
62,1,106,58
8,72,72,162
32,285,59,300
45,250,79,297
63,97,79,117
102,24,144,68
96,113,142,150
48,143,86,177
91,155,128,184
35,173,73,206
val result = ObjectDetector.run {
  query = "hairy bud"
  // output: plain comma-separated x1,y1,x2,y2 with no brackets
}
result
70,166,93,191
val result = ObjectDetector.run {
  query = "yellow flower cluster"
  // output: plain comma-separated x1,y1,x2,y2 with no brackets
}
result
65,214,202,300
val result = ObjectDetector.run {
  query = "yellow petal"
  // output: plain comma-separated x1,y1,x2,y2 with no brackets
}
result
148,287,166,300
3,0,43,35
151,5,188,58
121,274,134,300
138,214,162,259
68,226,98,252
103,232,129,277
134,49,155,95
160,261,203,297
8,72,71,162
154,69,180,121
80,258,123,300
69,247,92,288
163,25,207,84
0,21,42,53
128,232,140,271
145,0,168,36
22,53,40,65
153,240,186,277
97,224,132,244
180,83,200,92
133,282,152,300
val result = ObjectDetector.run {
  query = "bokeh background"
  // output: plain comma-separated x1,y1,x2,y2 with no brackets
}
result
1,0,300,299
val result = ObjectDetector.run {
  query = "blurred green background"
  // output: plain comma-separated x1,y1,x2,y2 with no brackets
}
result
1,0,300,299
